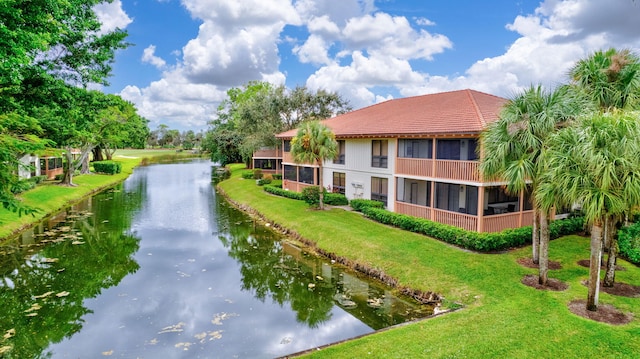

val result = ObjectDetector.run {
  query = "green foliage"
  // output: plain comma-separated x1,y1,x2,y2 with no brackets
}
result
355,205,584,252
272,174,282,180
257,178,272,186
302,186,322,206
263,184,304,200
349,199,385,211
252,169,263,179
93,161,122,175
618,222,640,264
242,171,255,179
324,193,348,206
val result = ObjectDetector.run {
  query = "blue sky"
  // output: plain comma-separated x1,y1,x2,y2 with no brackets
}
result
94,0,640,131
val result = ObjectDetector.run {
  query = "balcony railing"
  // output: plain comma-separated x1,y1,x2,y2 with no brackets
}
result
253,148,282,158
396,158,480,182
283,152,294,163
395,201,431,219
435,160,480,182
396,158,434,177
433,208,478,231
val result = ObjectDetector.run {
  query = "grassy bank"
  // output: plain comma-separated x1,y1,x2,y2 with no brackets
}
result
0,149,199,241
218,164,640,358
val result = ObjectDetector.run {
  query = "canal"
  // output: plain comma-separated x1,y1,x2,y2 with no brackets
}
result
0,160,432,358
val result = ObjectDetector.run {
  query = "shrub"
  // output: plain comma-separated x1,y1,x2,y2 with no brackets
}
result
358,205,584,252
350,199,385,212
618,222,640,265
252,169,263,179
11,179,37,194
257,178,272,186
263,184,304,200
93,161,122,175
272,174,282,180
324,193,348,206
242,171,254,179
302,186,322,206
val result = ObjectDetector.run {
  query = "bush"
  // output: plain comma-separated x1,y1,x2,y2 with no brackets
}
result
272,174,282,180
31,175,47,184
242,171,254,179
263,184,304,200
358,205,584,252
618,222,640,265
253,169,263,179
324,193,349,206
350,199,385,212
257,178,272,186
93,160,122,175
11,179,36,194
302,186,322,206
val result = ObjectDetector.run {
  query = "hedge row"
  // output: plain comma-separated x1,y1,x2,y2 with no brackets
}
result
93,161,122,175
264,184,304,200
618,222,640,265
349,199,385,212
354,203,584,252
263,185,348,206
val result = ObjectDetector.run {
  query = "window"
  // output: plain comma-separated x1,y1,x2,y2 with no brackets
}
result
333,172,346,194
371,177,388,206
436,139,478,160
398,139,432,159
283,140,291,152
284,165,297,181
396,178,431,207
30,161,37,177
40,159,46,171
299,166,315,184
333,140,345,164
435,182,460,212
371,140,388,168
254,159,275,169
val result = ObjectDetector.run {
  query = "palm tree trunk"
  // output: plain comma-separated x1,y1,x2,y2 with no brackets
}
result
587,221,603,311
318,163,324,210
538,211,549,285
603,238,619,287
532,208,540,264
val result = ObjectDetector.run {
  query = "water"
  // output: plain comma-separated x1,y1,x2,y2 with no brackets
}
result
0,160,431,358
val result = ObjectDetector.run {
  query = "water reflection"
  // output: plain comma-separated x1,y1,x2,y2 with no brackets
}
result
1,160,431,358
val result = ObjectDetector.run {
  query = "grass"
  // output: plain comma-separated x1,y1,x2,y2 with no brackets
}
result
0,149,201,241
218,164,640,358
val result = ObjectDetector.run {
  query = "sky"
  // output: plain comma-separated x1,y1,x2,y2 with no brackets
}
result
93,0,640,131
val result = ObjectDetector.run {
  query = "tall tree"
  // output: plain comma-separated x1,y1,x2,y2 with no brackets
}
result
206,82,351,166
569,48,640,286
480,85,588,285
0,113,51,217
540,111,640,311
290,121,338,210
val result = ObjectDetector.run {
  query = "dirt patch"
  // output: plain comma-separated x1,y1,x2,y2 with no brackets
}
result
517,257,563,270
580,280,640,298
521,274,568,291
577,259,626,271
567,299,633,325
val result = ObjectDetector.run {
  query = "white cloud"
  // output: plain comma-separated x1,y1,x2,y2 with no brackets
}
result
120,0,640,130
141,45,167,69
94,0,132,34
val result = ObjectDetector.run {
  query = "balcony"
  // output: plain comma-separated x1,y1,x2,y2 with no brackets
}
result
253,148,282,158
396,158,480,182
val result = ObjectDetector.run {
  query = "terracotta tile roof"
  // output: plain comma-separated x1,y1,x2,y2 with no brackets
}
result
277,89,507,139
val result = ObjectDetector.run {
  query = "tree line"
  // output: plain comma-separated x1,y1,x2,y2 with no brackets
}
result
1,1,148,216
202,81,352,166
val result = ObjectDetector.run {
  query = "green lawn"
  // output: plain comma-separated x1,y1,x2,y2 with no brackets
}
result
218,164,640,358
0,149,200,240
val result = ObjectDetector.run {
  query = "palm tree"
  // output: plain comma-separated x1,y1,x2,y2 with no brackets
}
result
569,48,640,111
480,85,587,285
540,111,640,311
290,121,338,210
569,48,640,287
